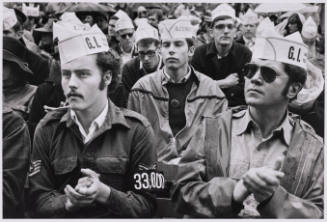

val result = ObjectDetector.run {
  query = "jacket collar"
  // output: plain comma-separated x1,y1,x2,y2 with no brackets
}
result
160,65,200,86
60,99,130,130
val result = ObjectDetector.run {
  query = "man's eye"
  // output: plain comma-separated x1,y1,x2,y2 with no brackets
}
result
162,43,170,48
175,42,184,47
62,71,71,77
77,71,89,78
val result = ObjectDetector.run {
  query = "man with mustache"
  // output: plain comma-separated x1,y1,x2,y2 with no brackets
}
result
28,20,159,218
128,18,227,215
173,27,323,218
191,4,252,107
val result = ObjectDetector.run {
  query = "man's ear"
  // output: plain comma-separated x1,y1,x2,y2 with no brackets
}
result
103,70,112,86
286,82,302,100
188,45,195,57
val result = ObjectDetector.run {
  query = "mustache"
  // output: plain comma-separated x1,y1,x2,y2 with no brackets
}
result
67,92,83,98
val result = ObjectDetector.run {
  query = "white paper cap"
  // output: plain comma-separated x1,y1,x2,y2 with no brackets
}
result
241,9,259,25
115,11,134,32
253,30,308,70
54,21,109,65
114,10,127,20
301,16,317,40
255,17,276,37
53,13,90,40
159,18,197,40
134,21,159,44
22,3,40,17
4,7,18,30
211,4,235,22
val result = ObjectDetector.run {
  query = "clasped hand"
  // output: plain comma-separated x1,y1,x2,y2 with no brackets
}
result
233,159,284,203
64,168,110,211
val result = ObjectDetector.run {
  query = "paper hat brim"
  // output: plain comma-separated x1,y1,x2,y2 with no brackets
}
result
253,36,308,70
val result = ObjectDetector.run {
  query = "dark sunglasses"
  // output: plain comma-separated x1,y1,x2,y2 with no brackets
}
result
214,24,234,30
120,33,133,39
243,63,278,83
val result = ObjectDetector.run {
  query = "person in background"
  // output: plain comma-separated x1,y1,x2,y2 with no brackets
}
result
3,36,38,120
134,6,148,27
191,4,252,107
236,9,259,52
173,26,323,219
284,13,304,36
114,10,136,68
147,8,163,29
3,6,50,85
112,22,163,107
3,105,31,218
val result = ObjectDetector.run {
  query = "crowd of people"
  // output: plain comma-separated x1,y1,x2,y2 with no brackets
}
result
2,2,325,218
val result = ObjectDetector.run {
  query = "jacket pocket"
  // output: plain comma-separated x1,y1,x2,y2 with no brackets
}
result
52,156,78,175
96,156,129,174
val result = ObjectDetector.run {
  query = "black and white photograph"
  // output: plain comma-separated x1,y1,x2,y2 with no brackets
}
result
2,1,325,218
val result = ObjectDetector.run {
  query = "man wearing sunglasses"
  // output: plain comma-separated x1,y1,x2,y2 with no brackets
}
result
114,10,135,66
191,4,252,107
173,27,323,218
113,22,163,107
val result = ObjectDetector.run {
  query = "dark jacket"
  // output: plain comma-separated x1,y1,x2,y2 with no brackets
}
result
173,108,324,218
28,100,158,218
3,106,31,218
111,57,164,108
191,41,252,107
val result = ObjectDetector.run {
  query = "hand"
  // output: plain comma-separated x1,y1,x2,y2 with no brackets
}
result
75,168,111,204
217,73,239,88
233,179,251,203
242,159,284,203
64,184,95,212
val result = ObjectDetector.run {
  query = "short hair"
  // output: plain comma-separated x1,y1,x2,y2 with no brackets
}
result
283,62,307,86
96,49,121,92
285,13,303,35
185,38,195,48
148,9,163,21
282,62,307,100
211,16,236,28
137,38,160,48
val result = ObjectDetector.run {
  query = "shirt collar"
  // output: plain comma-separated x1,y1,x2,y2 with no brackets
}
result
70,100,108,131
162,65,192,84
234,108,293,146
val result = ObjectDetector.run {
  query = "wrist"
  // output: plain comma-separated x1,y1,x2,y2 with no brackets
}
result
216,79,227,88
233,180,250,203
97,183,111,204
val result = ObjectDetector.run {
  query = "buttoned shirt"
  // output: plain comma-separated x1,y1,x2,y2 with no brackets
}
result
229,108,294,217
70,100,108,144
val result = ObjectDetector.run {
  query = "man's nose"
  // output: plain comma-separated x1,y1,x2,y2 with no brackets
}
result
68,73,79,88
250,70,263,85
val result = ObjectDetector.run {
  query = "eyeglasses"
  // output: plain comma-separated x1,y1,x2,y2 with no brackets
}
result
120,33,133,39
138,50,156,57
243,63,278,83
214,24,234,30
